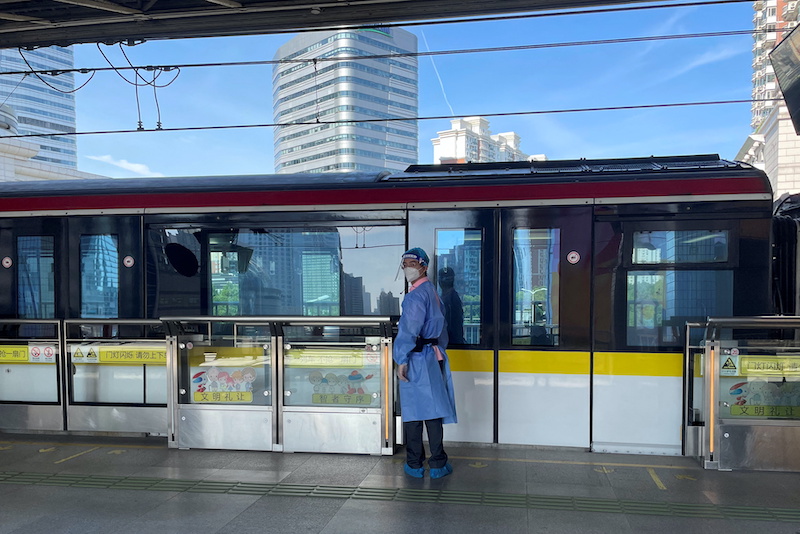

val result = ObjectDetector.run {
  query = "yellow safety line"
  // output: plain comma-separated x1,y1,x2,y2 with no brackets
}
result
0,440,163,450
450,455,697,471
647,467,668,490
53,446,101,464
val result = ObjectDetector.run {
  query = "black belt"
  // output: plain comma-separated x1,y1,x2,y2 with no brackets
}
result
413,337,439,352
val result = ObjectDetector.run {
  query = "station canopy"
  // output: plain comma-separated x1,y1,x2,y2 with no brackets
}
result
2,1,663,50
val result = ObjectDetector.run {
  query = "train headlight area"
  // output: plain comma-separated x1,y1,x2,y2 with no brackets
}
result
2,154,800,476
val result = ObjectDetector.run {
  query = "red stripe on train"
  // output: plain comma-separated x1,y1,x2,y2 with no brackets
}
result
0,176,767,212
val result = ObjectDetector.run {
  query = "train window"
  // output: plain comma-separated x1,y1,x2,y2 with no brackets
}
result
435,229,481,345
627,270,733,347
17,236,55,318
80,235,119,318
208,226,404,317
632,230,729,264
512,228,560,346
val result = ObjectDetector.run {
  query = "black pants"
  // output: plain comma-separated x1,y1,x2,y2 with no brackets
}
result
404,418,447,469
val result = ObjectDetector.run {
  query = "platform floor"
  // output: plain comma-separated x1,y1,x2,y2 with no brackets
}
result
1,433,800,533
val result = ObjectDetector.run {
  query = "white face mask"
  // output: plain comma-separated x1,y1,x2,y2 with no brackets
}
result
404,266,422,283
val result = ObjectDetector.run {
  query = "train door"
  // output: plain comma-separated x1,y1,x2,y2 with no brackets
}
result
63,217,160,433
409,206,593,446
0,217,65,431
408,209,497,443
66,216,143,320
497,207,593,447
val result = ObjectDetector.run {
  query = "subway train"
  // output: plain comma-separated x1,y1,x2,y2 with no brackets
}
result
0,154,776,455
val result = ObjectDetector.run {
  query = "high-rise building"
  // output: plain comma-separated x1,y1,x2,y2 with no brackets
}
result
431,117,541,164
0,47,77,167
751,1,796,131
738,1,800,196
272,28,418,173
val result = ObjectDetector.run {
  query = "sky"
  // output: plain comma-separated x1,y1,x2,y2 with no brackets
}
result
68,1,758,178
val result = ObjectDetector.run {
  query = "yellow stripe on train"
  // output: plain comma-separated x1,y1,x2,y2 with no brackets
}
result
447,350,683,377
594,352,682,377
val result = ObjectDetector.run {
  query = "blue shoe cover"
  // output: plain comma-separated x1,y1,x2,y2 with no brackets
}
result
429,463,452,479
404,464,424,478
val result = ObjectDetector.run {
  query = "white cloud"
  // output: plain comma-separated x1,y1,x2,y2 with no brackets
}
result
85,155,165,177
659,45,744,82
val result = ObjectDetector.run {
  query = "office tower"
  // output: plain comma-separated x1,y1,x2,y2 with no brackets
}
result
751,1,796,130
432,117,539,164
273,28,418,173
738,1,800,196
0,47,77,167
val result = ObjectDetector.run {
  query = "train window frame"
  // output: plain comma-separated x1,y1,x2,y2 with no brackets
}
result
510,226,560,347
619,220,739,349
621,221,739,270
434,227,483,346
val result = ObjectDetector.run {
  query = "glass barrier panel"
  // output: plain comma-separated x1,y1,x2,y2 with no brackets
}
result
180,328,271,406
0,341,58,402
283,324,383,408
70,342,167,404
718,333,800,420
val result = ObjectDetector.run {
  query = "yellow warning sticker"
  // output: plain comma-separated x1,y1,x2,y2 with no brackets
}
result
741,356,800,376
0,344,57,363
720,356,738,376
193,391,253,403
71,344,166,365
312,393,373,405
730,405,800,417
285,348,366,368
0,345,33,363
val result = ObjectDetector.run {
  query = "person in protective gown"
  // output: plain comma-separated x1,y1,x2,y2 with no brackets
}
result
394,247,457,479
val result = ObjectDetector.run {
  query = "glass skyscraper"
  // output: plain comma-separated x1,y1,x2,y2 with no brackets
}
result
0,47,76,167
273,28,418,173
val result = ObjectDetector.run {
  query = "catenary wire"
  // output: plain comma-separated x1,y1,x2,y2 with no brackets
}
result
0,98,769,140
1,28,778,77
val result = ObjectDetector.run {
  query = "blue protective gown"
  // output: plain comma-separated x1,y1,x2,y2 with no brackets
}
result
393,278,457,424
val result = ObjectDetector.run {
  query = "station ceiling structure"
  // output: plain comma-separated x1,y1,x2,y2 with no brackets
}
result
2,0,664,50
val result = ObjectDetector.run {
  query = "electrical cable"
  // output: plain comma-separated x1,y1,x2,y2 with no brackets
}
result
0,73,27,107
0,97,769,139
17,49,94,93
0,27,779,78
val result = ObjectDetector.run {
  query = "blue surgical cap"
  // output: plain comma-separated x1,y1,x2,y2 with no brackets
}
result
402,247,429,266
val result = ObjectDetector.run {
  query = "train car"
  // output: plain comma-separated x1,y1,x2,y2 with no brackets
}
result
0,154,774,455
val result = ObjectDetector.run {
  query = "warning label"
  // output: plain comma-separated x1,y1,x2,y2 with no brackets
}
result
720,356,739,376
71,344,166,365
0,344,57,364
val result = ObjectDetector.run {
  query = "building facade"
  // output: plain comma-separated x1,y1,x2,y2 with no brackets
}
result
0,47,77,168
738,0,800,196
272,28,418,174
431,117,538,164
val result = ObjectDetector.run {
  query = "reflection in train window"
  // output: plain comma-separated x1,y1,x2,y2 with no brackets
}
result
627,270,733,347
209,226,404,317
80,235,119,318
435,229,481,345
17,236,55,318
512,228,560,346
633,230,729,264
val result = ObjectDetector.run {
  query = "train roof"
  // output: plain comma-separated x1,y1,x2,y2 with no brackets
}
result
0,154,768,198
0,154,772,215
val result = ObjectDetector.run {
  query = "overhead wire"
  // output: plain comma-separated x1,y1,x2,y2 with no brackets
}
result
0,0,771,140
0,28,777,78
0,98,770,140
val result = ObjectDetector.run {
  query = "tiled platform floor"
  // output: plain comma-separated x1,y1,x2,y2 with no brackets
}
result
1,433,800,533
